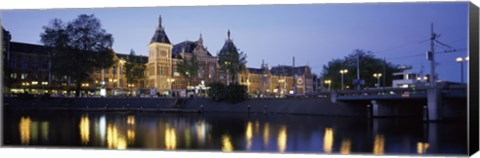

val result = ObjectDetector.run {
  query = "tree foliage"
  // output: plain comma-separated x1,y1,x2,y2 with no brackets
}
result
207,82,247,103
321,49,398,90
40,14,114,97
124,49,146,92
217,42,247,84
176,54,199,87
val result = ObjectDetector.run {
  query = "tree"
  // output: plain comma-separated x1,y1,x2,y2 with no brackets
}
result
218,41,247,84
124,49,146,94
40,14,114,97
321,49,398,90
176,54,199,87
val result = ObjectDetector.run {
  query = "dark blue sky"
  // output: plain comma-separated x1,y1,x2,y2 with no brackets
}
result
1,2,469,83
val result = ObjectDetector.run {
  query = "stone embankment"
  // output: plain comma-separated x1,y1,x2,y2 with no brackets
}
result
3,97,368,116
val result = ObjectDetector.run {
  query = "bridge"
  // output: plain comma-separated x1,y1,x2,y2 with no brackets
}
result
308,82,467,121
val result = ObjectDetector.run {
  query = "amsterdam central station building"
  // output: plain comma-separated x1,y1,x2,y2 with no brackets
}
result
2,16,314,97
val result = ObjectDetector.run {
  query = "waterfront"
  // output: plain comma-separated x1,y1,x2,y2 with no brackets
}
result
3,110,467,155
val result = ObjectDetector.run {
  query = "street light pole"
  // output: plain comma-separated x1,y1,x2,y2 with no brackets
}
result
340,69,348,90
456,57,464,83
373,73,382,88
324,80,331,92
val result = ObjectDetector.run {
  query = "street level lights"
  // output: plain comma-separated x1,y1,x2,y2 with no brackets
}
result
167,78,175,97
373,73,382,88
324,80,331,92
339,69,348,90
456,56,468,83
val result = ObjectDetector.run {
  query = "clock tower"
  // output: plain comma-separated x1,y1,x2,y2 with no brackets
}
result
147,15,173,94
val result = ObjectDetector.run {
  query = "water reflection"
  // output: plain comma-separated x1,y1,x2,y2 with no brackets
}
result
246,121,253,150
263,123,270,148
340,138,351,154
323,128,334,153
127,115,135,145
196,120,208,145
79,115,90,145
417,142,430,154
277,126,287,153
19,116,31,145
222,133,233,152
5,112,467,155
165,126,177,150
373,134,385,155
107,124,127,149
41,121,49,142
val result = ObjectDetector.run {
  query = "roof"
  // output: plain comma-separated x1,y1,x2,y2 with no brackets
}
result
10,41,147,64
172,40,213,59
270,65,310,76
10,41,49,55
150,16,171,44
218,30,239,55
247,68,264,74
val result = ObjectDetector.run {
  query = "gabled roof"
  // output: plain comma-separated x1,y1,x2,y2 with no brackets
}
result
150,16,171,44
172,40,213,59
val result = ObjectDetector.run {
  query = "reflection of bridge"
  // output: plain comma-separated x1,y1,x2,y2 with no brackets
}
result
309,83,467,121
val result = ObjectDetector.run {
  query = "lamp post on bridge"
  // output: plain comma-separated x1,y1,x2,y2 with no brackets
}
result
456,56,468,84
340,69,348,90
324,80,331,92
373,73,382,88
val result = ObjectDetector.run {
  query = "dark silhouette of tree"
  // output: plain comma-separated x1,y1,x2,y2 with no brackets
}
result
321,49,398,90
40,14,114,97
124,49,146,94
176,54,199,87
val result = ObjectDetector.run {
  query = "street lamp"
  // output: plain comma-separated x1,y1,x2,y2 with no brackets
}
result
224,61,231,85
119,59,126,95
339,69,348,90
324,80,331,92
167,78,175,97
456,57,467,83
373,73,382,88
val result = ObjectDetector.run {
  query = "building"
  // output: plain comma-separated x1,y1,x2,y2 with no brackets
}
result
2,16,315,97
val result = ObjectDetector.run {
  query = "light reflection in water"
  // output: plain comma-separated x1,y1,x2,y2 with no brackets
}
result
196,120,207,145
185,127,191,148
41,121,49,142
107,124,127,149
80,115,90,145
246,121,253,150
277,126,287,153
126,115,135,145
127,115,135,125
323,128,334,153
222,133,234,152
373,134,385,155
263,123,270,148
19,116,31,145
340,138,351,154
417,142,430,154
98,115,106,145
31,121,39,144
165,127,177,150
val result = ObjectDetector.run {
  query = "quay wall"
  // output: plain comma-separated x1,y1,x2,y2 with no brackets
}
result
3,97,369,116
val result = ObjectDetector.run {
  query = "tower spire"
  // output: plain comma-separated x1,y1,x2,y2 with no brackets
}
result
227,29,231,39
199,33,203,45
158,15,162,27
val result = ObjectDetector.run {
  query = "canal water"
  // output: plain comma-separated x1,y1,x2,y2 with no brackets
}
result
2,110,467,156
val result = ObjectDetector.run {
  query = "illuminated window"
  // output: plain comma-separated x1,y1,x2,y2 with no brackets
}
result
21,74,27,80
10,73,17,79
